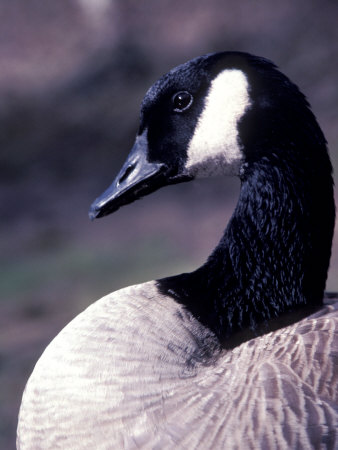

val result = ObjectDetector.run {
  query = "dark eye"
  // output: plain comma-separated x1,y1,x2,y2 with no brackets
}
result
172,91,193,112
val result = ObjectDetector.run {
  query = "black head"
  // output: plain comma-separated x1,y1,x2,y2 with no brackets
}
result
89,51,331,219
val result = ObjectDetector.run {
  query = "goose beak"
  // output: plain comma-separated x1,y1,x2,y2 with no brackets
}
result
89,132,168,219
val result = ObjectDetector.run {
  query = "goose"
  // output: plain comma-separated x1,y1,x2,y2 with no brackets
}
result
17,51,337,449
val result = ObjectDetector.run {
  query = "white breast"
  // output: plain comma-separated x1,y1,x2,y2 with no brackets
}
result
17,281,338,449
17,282,219,449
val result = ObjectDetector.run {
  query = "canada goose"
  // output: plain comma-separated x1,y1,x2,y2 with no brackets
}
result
17,52,337,449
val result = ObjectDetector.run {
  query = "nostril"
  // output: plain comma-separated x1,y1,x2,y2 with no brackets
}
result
118,163,135,185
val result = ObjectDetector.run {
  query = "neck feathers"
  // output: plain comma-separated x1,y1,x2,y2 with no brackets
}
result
158,147,335,345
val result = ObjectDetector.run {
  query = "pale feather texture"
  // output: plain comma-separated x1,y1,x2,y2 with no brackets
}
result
186,69,250,177
17,282,338,449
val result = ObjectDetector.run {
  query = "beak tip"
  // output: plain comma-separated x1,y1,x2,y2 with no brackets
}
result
88,203,101,221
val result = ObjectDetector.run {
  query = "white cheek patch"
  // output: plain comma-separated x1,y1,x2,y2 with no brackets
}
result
186,69,251,177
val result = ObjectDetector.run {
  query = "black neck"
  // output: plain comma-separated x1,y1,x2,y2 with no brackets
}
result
158,148,335,346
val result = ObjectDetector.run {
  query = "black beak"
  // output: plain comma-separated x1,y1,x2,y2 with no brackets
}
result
89,132,183,219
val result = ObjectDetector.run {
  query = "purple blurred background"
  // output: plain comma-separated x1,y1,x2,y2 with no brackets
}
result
1,0,337,447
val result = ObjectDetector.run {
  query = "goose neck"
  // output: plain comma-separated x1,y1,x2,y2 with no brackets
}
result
158,150,334,345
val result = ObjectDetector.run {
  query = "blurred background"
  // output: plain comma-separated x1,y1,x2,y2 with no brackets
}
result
1,0,337,447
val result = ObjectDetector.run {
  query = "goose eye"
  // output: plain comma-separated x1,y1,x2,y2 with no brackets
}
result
172,91,193,112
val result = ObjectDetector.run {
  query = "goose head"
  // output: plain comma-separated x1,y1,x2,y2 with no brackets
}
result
89,52,253,218
89,51,335,340
89,51,332,220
